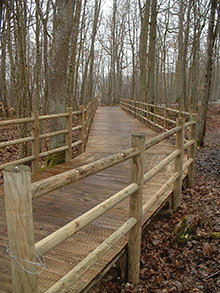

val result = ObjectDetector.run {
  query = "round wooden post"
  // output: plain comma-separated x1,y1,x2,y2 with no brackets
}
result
79,105,85,153
128,134,145,284
187,113,197,188
65,107,73,162
172,118,184,211
164,106,168,130
85,105,89,144
32,111,40,173
147,103,150,126
154,102,156,131
4,165,38,293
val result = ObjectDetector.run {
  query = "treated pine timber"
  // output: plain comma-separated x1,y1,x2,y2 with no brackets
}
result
128,135,145,284
32,111,40,173
65,107,73,162
3,166,38,293
172,118,184,211
187,114,197,187
0,106,183,293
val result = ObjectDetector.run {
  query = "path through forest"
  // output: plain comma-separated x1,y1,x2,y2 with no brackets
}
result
93,104,220,293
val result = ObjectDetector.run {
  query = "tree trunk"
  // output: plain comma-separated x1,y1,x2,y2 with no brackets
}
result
48,0,75,148
146,0,157,103
139,0,150,102
197,0,220,146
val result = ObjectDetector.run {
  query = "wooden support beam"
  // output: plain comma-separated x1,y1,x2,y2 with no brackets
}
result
128,134,145,284
187,114,197,187
172,118,184,211
32,111,40,173
4,166,38,293
65,107,73,162
79,105,85,153
164,106,168,130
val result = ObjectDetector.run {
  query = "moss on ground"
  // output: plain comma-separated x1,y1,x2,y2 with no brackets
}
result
46,151,65,168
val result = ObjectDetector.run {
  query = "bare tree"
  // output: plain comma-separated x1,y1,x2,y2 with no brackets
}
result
48,0,75,148
146,0,157,103
197,0,220,146
139,0,150,102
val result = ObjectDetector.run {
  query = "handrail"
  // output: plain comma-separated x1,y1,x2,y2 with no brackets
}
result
0,99,99,173
144,149,181,183
46,217,137,293
31,147,139,198
145,126,182,150
35,183,138,255
120,98,193,132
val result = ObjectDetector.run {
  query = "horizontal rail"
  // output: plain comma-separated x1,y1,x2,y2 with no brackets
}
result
155,122,164,130
39,130,68,140
72,110,82,115
45,217,137,293
183,158,193,173
183,139,194,150
32,147,139,198
185,120,196,128
0,136,34,148
35,183,138,255
166,118,176,124
154,113,164,120
71,140,82,148
0,156,35,170
143,172,180,214
144,149,181,184
166,107,179,113
39,113,69,121
39,146,69,158
0,117,34,126
72,125,82,131
145,126,182,150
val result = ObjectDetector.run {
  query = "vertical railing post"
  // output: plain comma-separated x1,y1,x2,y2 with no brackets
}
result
172,118,185,211
140,102,143,122
85,104,89,144
128,134,145,284
133,100,136,117
187,113,197,188
32,111,39,173
154,102,156,131
4,165,38,293
147,103,150,126
65,107,73,162
164,106,168,131
79,105,85,153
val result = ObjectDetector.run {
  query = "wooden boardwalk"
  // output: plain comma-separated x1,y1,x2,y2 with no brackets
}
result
0,106,175,292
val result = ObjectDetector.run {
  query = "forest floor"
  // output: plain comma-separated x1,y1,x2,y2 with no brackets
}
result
93,104,220,293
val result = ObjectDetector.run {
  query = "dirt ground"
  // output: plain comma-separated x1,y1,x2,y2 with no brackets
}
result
93,105,220,293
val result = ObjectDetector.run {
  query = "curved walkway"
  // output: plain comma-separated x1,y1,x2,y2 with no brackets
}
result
0,106,175,292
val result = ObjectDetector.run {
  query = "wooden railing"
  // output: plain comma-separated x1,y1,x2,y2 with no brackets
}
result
0,99,99,172
120,98,191,131
3,106,197,292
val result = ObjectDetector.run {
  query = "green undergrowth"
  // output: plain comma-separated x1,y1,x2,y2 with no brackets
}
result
45,151,65,168
173,215,198,246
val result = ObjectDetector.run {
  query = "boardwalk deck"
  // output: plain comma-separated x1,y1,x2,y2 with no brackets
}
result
0,106,175,292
